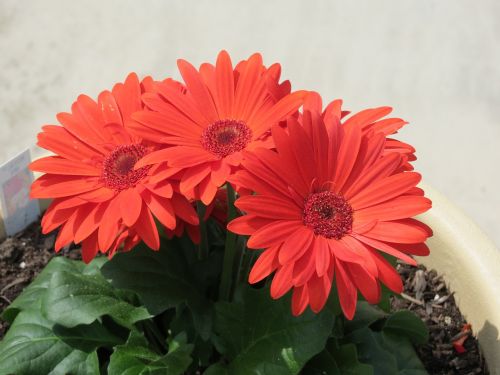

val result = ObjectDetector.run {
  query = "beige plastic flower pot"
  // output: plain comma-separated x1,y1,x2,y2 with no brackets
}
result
0,166,498,373
418,184,500,375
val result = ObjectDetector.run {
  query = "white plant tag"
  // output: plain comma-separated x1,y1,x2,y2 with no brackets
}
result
0,149,40,236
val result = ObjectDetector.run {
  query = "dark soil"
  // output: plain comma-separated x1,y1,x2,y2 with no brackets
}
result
0,221,490,374
392,263,489,374
0,221,80,338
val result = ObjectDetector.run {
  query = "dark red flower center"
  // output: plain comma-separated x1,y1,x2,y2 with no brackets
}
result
303,191,353,239
201,120,252,158
102,144,150,190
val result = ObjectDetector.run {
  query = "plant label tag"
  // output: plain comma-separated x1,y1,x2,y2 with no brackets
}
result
0,149,40,236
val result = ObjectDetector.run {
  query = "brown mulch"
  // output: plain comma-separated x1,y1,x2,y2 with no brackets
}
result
0,220,491,374
392,263,489,374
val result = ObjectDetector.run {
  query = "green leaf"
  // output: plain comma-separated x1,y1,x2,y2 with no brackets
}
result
203,363,229,375
331,343,374,375
101,243,199,315
213,286,335,375
383,310,429,345
302,343,342,375
108,331,193,375
377,285,395,313
0,309,120,375
48,351,99,375
2,257,105,323
346,327,427,374
375,332,427,374
347,328,398,374
101,242,213,339
42,270,150,329
344,301,386,334
168,305,213,368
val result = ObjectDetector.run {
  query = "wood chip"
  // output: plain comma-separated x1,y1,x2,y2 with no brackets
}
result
0,277,28,295
413,269,427,301
435,293,454,305
436,282,446,292
400,292,424,305
0,295,11,305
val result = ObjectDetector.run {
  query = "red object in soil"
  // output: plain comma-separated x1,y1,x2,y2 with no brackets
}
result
453,323,472,354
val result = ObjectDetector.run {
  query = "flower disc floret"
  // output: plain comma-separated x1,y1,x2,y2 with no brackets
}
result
201,119,252,158
102,144,151,191
302,191,353,239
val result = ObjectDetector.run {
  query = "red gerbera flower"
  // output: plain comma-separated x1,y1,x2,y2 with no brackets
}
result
228,109,432,319
164,187,229,244
30,73,198,263
130,50,306,205
304,92,416,170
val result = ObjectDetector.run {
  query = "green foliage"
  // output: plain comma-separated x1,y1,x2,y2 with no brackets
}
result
42,270,151,329
344,301,386,333
383,310,429,345
101,242,208,316
0,309,119,375
101,241,219,340
304,302,428,375
0,253,194,375
212,286,335,375
1,257,105,323
108,331,193,375
203,363,230,375
347,328,427,374
0,235,429,374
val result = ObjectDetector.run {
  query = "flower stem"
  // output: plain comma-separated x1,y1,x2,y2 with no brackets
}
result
142,319,167,354
197,201,209,260
237,239,254,285
219,183,238,301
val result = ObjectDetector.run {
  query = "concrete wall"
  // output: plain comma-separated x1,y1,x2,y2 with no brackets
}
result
0,0,498,246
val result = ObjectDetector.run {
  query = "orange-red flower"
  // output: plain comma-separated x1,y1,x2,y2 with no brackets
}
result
228,109,432,319
304,93,416,170
131,50,306,205
164,188,228,244
30,73,198,263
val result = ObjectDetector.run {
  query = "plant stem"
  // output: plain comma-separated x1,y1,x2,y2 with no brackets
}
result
142,319,167,353
237,238,254,285
219,183,238,301
197,201,209,260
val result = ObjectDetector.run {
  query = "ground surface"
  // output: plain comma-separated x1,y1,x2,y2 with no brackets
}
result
0,221,490,374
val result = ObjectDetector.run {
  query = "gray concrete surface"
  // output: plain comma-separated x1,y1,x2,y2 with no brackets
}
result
0,0,499,247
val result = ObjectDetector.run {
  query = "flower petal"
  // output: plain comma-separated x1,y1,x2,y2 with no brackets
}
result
227,215,274,235
349,172,421,210
30,156,100,176
247,220,303,249
278,227,314,265
248,245,280,284
133,203,160,250
235,195,302,220
119,188,143,226
140,190,176,229
335,259,357,320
